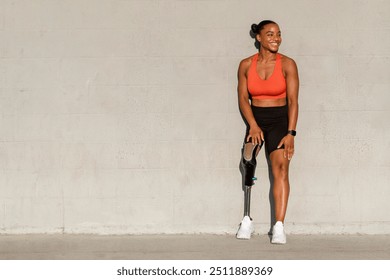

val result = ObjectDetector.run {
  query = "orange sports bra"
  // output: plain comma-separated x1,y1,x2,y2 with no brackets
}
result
247,53,286,100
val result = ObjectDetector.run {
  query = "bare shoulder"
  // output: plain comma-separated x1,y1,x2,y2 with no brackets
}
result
279,53,298,71
238,54,255,73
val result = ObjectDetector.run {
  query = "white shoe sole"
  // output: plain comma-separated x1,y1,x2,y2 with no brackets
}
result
271,237,286,244
236,230,253,239
271,232,286,244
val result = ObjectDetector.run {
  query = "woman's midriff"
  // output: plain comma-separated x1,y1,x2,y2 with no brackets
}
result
251,97,287,107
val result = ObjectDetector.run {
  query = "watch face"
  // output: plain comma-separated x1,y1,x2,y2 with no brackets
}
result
288,130,296,136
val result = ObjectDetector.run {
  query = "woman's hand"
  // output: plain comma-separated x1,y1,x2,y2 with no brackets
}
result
277,134,295,160
247,125,264,145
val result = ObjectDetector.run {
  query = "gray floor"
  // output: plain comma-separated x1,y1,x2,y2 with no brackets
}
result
0,234,389,260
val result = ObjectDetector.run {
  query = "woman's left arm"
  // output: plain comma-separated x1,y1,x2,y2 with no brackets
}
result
277,57,299,160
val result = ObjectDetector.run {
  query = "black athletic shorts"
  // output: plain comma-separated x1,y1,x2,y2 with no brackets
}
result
244,105,288,155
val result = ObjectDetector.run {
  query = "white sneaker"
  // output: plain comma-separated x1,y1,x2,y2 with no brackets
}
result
271,221,286,244
236,216,254,239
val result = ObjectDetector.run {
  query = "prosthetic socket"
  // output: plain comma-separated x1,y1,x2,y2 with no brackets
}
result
240,143,260,218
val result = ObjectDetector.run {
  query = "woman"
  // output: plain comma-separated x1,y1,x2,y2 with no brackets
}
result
236,20,299,244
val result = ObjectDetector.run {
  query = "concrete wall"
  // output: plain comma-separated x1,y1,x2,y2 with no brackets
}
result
0,0,389,234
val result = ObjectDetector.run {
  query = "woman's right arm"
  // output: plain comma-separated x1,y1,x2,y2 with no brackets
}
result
237,59,264,145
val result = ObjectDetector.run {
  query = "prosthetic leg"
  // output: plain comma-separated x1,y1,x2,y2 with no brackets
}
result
241,143,259,217
236,142,261,239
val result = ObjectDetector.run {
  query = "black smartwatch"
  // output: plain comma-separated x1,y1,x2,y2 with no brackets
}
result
287,130,296,136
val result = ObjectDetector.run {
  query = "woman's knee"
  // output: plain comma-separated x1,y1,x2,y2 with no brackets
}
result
273,163,289,179
271,154,289,178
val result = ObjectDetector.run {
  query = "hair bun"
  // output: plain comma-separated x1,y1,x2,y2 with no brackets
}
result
251,23,258,34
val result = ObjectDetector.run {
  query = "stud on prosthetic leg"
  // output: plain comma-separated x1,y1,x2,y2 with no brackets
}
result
237,143,260,239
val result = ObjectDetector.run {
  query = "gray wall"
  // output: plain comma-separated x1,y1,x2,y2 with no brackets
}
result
0,0,389,234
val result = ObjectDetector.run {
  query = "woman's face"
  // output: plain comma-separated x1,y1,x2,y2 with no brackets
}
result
256,23,282,53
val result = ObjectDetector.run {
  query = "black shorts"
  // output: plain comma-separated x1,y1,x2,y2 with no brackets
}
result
244,105,288,155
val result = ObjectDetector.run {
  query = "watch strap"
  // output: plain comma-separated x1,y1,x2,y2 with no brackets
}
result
287,130,296,136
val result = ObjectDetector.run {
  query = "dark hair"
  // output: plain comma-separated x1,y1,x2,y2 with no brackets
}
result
251,20,277,34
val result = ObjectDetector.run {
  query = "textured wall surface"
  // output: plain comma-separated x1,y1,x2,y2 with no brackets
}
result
0,0,389,234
